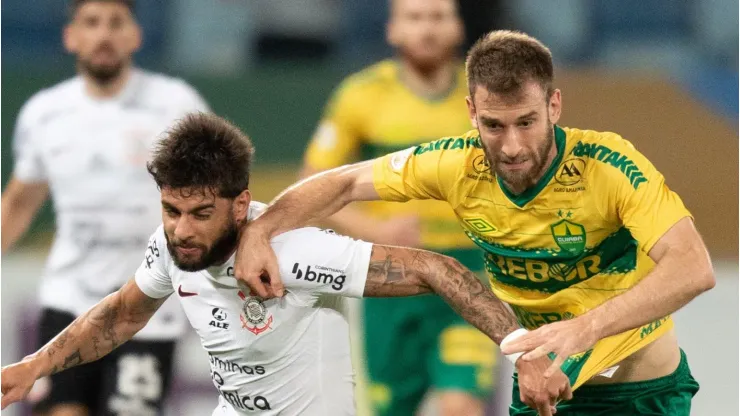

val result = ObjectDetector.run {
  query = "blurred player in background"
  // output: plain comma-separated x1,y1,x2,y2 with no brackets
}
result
301,0,496,414
1,0,209,414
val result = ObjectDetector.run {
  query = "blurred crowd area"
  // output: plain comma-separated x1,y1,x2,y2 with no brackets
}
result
3,0,738,256
3,0,738,251
4,0,738,73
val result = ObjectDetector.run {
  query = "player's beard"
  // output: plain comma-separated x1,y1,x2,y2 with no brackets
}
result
78,43,126,85
486,123,555,194
165,215,239,272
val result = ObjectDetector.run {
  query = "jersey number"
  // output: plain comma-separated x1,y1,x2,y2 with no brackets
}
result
116,354,163,400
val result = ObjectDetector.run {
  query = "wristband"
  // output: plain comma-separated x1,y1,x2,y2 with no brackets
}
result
500,328,529,365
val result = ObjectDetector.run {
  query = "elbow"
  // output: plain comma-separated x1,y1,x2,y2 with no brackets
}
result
696,265,716,293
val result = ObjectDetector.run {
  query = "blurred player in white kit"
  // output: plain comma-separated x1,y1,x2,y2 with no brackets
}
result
1,113,568,416
1,1,209,414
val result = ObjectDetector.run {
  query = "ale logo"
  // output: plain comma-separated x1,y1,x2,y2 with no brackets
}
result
464,217,496,234
550,219,586,254
555,158,585,186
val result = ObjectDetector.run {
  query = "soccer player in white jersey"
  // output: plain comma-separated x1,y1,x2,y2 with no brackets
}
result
0,1,209,414
1,113,570,416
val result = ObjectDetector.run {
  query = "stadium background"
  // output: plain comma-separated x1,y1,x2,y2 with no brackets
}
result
1,1,737,415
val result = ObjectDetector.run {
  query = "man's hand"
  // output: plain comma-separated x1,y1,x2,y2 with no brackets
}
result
1,359,42,409
516,355,572,416
234,222,284,299
502,316,600,379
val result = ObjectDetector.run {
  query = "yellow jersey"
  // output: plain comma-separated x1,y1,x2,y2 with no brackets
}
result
372,125,691,388
304,60,476,254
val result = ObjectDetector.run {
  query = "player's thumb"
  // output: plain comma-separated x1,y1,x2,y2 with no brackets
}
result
562,381,573,401
1,389,19,410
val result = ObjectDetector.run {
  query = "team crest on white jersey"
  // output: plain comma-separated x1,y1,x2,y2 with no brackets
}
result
238,290,273,335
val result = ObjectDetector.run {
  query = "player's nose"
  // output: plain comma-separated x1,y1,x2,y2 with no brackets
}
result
499,128,524,159
173,217,196,241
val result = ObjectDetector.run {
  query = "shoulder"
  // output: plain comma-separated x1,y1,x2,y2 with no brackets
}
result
136,69,207,108
563,126,652,190
270,228,364,264
17,77,82,128
333,60,397,99
411,129,483,169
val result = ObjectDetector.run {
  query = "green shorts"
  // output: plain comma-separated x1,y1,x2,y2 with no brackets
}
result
363,248,496,416
510,349,699,416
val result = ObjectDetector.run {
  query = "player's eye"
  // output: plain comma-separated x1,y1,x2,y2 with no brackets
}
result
110,16,123,30
83,16,99,27
164,208,179,218
518,120,533,128
193,212,212,221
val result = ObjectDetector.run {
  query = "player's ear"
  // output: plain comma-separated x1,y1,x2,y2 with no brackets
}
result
233,189,252,223
63,24,78,54
466,95,478,129
548,89,562,124
386,17,399,47
128,20,143,53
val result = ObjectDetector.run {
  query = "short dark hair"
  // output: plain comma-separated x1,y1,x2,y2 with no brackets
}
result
147,112,254,199
465,30,554,100
68,0,135,19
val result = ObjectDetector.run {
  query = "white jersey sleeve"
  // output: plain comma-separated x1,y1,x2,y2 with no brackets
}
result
12,95,47,182
270,228,373,298
134,226,174,299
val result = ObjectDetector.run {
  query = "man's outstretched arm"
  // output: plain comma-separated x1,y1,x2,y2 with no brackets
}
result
1,279,167,409
364,245,517,344
362,244,572,413
262,161,378,238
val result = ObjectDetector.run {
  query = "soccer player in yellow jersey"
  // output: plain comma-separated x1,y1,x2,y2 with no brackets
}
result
235,30,715,416
301,1,497,414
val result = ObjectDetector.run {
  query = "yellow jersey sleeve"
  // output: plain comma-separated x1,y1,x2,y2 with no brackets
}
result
371,134,476,206
304,81,366,170
595,135,692,253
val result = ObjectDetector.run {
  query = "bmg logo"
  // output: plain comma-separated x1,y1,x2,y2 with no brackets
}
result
291,263,346,291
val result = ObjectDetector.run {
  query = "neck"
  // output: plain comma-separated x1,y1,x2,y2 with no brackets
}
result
398,58,456,99
81,65,132,99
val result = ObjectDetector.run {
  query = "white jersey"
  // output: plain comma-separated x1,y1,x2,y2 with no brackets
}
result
134,204,373,415
12,68,209,340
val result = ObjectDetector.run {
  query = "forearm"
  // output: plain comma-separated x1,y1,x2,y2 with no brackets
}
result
1,180,48,252
364,246,520,344
424,255,521,344
25,291,148,378
585,251,714,340
259,163,373,237
0,204,32,252
1,199,38,252
324,206,379,242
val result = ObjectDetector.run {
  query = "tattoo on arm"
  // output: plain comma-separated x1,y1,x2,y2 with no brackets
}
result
40,280,166,376
62,350,82,369
364,245,520,344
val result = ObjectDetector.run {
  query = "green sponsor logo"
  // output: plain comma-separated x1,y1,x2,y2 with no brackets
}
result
551,219,586,254
464,217,496,233
570,141,647,189
413,136,481,155
475,227,638,293
510,306,568,329
640,317,670,339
